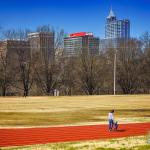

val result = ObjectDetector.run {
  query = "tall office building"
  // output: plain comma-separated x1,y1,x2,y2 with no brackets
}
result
64,32,99,57
28,32,54,60
105,8,130,39
100,8,130,52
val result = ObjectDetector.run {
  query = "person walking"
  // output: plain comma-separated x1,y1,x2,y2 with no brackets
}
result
108,110,114,131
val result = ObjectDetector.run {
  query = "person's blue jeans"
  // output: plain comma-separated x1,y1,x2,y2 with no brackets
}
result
108,119,114,130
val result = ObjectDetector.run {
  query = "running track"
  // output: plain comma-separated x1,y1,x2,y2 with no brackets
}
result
0,123,150,147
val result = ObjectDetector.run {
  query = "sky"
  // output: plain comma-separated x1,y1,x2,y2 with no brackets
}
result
0,0,150,38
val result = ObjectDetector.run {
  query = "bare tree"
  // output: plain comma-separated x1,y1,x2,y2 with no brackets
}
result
117,39,142,94
60,57,77,95
54,28,65,57
34,25,64,95
77,54,101,95
2,29,33,97
34,54,60,95
0,53,13,96
140,32,150,93
103,48,116,94
2,28,30,40
17,50,33,97
0,28,14,96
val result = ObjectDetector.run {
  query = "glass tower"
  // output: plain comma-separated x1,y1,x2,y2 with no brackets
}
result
100,8,130,52
105,8,130,39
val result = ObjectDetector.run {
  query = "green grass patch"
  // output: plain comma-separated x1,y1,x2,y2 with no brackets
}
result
1,136,149,150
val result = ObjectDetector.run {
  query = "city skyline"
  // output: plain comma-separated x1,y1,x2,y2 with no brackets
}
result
0,0,150,38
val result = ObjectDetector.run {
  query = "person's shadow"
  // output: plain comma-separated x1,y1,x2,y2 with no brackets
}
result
115,129,126,132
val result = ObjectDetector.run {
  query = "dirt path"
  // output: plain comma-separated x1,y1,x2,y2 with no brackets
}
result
0,123,150,147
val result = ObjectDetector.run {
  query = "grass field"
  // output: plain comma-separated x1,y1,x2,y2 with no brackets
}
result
0,95,150,127
0,95,150,150
1,136,150,150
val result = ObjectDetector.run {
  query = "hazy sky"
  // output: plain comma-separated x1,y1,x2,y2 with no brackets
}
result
0,0,150,38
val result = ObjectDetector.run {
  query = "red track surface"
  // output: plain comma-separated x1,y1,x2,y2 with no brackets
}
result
0,123,150,147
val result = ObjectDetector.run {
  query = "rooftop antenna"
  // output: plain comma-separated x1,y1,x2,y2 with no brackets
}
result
111,5,112,11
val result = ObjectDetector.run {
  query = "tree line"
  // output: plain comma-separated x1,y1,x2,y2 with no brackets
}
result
0,25,150,96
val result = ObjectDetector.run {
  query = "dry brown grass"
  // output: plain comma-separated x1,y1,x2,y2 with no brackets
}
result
0,95,150,112
0,95,150,127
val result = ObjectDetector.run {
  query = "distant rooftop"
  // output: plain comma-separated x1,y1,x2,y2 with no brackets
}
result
28,32,54,36
69,32,93,38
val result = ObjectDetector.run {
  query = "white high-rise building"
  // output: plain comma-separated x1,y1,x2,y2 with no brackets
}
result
100,8,130,52
105,8,130,39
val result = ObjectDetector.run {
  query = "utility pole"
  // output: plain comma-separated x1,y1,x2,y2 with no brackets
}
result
114,50,117,95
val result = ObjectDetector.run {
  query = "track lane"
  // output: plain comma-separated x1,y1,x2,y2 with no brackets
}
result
0,123,150,147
